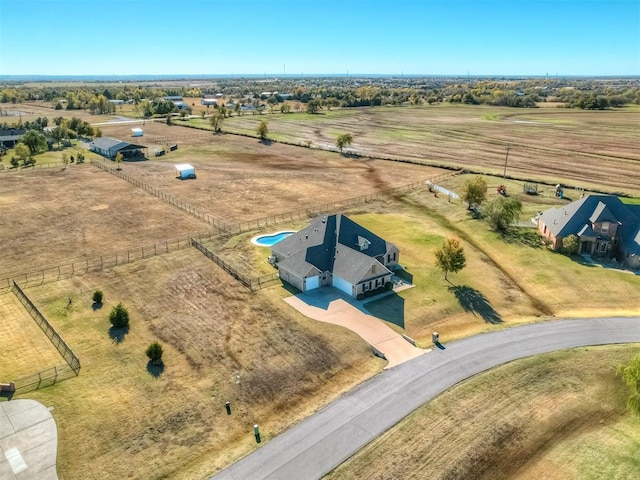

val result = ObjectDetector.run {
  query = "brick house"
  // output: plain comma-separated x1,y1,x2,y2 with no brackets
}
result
538,194,640,269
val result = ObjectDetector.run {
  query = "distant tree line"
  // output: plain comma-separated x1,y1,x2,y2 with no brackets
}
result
2,77,638,112
1,115,99,138
556,87,640,110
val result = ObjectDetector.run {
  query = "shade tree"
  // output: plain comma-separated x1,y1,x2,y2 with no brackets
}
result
435,237,466,282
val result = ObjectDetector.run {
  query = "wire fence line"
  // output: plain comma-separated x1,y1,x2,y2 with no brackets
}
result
141,133,211,145
93,155,458,237
0,161,64,173
0,230,228,294
90,159,231,233
223,170,462,235
0,169,459,293
190,238,280,291
11,364,77,396
11,281,81,375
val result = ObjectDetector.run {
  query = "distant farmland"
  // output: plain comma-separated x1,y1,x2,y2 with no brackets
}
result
216,104,640,195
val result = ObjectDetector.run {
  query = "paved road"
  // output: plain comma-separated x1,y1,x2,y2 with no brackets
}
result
210,317,640,480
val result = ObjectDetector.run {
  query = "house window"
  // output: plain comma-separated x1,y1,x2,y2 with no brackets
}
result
601,223,609,233
599,243,607,253
363,283,369,291
387,254,391,263
392,252,396,262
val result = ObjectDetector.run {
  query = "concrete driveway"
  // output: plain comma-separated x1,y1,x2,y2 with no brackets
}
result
0,399,58,479
284,287,425,368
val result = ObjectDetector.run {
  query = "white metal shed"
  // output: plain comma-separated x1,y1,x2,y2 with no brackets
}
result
175,163,196,179
131,128,143,137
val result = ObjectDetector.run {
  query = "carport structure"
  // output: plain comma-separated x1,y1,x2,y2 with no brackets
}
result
89,137,147,160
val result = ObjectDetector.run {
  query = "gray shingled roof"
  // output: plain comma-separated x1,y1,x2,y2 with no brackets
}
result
272,214,395,283
0,128,26,136
333,247,389,284
90,137,145,152
276,253,322,279
0,135,22,142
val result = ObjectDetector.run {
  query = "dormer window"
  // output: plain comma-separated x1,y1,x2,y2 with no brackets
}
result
601,222,609,233
357,236,371,251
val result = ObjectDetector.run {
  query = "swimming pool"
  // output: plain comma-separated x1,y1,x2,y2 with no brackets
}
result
251,231,295,247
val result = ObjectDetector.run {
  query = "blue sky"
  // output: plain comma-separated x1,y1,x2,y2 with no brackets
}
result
1,0,639,76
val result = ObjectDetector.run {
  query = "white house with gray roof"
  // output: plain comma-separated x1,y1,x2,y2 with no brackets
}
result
538,194,640,269
271,214,399,297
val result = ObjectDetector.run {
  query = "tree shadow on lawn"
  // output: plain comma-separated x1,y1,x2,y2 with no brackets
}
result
146,361,164,378
92,301,103,311
364,293,405,329
448,285,502,324
108,325,129,344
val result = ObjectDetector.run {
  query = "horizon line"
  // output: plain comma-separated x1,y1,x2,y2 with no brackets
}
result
2,73,639,81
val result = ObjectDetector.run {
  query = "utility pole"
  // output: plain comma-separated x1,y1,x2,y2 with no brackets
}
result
503,146,511,179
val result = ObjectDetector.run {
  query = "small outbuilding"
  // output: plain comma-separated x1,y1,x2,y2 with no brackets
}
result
175,163,196,179
89,137,147,160
131,128,143,137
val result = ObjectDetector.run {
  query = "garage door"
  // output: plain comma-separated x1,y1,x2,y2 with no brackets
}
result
332,275,353,296
305,276,320,291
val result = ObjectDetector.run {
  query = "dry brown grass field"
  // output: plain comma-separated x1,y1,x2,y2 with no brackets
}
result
99,122,447,221
20,249,382,479
1,101,639,479
0,292,64,378
325,345,640,480
0,102,114,124
220,104,640,195
0,131,448,278
0,167,212,277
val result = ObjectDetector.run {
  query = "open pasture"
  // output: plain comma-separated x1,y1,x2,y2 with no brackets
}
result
22,248,381,480
0,166,212,277
0,101,113,124
222,104,640,195
2,100,639,480
99,122,448,222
